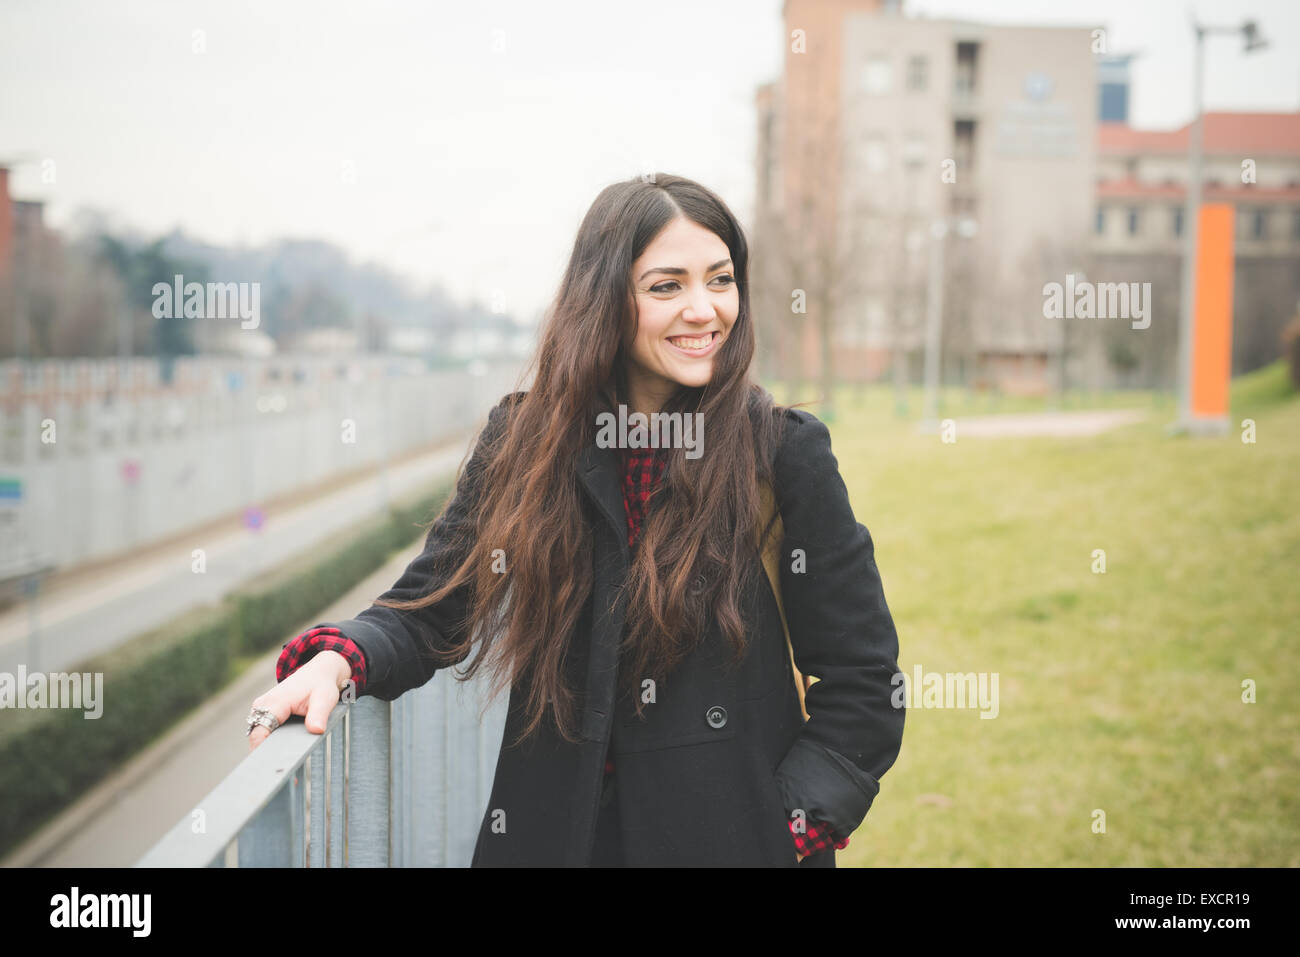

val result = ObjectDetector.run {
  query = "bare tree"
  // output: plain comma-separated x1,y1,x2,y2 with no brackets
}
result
751,106,883,420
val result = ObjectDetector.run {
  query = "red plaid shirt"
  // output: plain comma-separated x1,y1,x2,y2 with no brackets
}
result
276,443,847,860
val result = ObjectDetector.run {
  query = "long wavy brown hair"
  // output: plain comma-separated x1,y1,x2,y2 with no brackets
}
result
375,173,788,745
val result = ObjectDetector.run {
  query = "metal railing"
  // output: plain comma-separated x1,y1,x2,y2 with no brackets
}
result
137,665,508,867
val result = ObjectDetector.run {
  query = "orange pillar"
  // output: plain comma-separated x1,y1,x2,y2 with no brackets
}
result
1189,203,1234,426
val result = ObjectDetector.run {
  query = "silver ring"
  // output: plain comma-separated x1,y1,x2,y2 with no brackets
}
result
246,707,280,736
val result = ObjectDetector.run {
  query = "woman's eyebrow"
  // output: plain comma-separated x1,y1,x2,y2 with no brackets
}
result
638,258,732,282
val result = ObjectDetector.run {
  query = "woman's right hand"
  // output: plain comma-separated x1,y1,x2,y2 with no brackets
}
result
247,650,354,751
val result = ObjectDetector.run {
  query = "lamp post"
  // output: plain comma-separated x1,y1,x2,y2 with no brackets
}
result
1174,18,1268,432
1053,270,1084,411
920,216,977,430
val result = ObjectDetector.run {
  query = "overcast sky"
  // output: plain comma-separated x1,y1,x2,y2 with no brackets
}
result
1,0,1296,323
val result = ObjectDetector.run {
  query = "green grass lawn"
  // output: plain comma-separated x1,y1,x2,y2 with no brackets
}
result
799,361,1299,866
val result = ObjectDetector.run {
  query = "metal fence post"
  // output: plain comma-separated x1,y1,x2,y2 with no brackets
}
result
346,695,390,866
238,783,292,867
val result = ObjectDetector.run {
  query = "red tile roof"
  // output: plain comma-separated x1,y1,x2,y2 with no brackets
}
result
1097,179,1300,202
1099,113,1300,157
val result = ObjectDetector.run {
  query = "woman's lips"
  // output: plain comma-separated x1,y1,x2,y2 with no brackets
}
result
666,330,720,356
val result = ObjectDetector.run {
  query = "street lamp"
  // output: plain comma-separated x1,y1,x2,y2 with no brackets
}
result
1055,269,1085,409
920,216,977,430
1174,18,1269,433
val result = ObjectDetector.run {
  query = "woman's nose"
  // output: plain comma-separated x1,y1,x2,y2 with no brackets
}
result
683,287,717,321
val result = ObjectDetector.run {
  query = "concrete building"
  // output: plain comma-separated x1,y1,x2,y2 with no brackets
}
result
755,3,1298,395
845,11,1097,393
756,2,1099,395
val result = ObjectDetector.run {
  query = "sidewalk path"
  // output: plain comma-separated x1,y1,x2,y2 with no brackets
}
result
948,409,1147,438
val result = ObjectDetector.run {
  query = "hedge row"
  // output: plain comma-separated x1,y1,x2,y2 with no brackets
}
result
0,481,452,858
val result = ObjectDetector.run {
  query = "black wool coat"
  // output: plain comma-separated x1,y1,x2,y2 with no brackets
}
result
325,391,905,867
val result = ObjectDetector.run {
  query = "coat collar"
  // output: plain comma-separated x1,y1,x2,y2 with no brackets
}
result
576,442,630,566
573,441,631,751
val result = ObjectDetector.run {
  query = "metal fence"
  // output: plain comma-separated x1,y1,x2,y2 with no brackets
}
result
137,663,508,867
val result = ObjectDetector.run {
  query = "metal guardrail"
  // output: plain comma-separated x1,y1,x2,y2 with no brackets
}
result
137,664,508,867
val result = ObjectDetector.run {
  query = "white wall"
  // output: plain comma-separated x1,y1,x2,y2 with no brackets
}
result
0,356,525,578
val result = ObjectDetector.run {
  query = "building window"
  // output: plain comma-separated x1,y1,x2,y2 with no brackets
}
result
1099,82,1129,123
859,214,887,244
862,133,888,173
1126,207,1140,236
1095,208,1105,235
955,41,978,95
865,299,887,341
1251,209,1268,240
952,195,976,219
902,133,926,169
1172,206,1183,237
861,56,892,95
906,55,928,92
954,119,976,174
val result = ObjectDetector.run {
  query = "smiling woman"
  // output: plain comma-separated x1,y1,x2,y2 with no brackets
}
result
629,220,738,409
249,172,905,868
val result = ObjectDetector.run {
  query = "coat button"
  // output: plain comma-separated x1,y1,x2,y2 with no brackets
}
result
706,706,727,729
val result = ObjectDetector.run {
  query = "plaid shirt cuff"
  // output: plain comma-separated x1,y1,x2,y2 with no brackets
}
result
276,625,367,693
790,818,850,857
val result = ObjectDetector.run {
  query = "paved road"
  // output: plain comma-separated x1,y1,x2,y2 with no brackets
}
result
3,536,430,867
0,439,470,677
